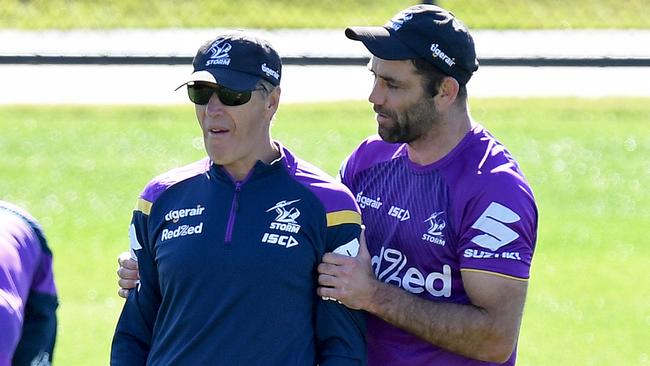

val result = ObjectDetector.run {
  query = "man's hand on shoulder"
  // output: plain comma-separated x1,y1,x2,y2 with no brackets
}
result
317,229,379,310
117,252,139,298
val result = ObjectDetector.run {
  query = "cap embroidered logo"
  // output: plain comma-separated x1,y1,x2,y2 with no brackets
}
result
206,39,232,66
389,11,413,31
261,63,280,81
430,43,456,67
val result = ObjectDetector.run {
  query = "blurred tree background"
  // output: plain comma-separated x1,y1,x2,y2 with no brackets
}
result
0,0,647,29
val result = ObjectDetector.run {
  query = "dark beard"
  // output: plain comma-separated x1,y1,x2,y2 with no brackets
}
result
375,97,439,144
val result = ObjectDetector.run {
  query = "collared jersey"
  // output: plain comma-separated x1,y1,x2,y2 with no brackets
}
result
111,143,366,366
0,201,58,366
340,123,538,366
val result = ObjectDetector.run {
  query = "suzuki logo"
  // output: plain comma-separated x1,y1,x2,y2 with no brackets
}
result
470,202,520,251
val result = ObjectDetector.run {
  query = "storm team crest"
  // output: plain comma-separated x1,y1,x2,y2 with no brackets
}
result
267,199,301,224
422,211,447,246
206,39,232,66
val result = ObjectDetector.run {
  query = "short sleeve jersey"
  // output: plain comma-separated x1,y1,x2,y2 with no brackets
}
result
340,124,538,366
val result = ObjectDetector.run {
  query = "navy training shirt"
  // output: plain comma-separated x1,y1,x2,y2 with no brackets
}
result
111,143,366,365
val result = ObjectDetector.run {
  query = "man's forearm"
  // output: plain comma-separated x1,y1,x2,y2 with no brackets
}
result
365,280,517,363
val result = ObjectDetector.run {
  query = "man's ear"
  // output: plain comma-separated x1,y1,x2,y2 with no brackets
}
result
267,87,281,112
434,77,459,110
266,86,281,118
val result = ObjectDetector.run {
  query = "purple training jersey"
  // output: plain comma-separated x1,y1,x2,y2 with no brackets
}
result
0,201,58,366
340,123,538,366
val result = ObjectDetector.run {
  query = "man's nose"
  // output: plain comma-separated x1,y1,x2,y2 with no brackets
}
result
205,92,225,116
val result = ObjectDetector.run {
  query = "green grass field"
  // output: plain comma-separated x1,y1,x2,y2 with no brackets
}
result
1,98,649,365
0,0,647,29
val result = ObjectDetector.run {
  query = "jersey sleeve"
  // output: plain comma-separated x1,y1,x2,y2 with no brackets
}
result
0,204,57,366
111,198,161,365
337,153,353,187
315,210,367,366
11,233,58,366
457,171,538,281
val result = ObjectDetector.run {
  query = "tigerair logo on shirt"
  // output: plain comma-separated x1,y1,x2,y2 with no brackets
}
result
355,191,383,210
262,199,302,248
164,205,205,223
422,211,447,246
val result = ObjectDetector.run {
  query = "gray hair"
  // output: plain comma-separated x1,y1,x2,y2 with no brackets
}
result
256,79,276,97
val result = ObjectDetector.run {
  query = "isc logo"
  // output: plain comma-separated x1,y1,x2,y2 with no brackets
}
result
388,205,410,221
261,233,299,248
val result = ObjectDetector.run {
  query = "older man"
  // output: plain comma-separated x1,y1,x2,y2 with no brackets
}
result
110,32,366,365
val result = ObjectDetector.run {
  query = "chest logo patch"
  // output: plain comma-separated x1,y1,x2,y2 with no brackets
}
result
261,233,299,248
267,199,301,223
388,205,410,221
422,211,447,246
164,205,205,223
355,191,383,210
265,199,302,235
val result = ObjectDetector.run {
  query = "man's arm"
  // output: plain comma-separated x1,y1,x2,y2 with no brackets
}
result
316,221,367,366
317,232,527,363
12,247,58,366
111,207,160,364
0,204,57,365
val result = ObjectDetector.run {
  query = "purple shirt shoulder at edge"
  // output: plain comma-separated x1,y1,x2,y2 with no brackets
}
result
0,201,56,363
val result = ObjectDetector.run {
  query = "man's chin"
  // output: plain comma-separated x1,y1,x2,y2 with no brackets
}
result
378,128,399,144
379,128,418,144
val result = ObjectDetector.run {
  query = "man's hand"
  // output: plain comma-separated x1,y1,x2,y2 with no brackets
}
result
317,229,378,310
117,252,139,298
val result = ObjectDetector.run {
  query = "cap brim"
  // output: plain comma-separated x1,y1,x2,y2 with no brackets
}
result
345,26,418,60
175,69,260,91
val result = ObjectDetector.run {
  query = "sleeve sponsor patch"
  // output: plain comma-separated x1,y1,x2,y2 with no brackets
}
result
333,238,360,257
470,202,520,251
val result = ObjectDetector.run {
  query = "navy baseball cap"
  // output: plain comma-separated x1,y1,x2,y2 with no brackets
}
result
345,5,479,85
176,32,282,92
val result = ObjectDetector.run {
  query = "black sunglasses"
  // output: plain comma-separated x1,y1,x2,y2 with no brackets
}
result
187,83,265,106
